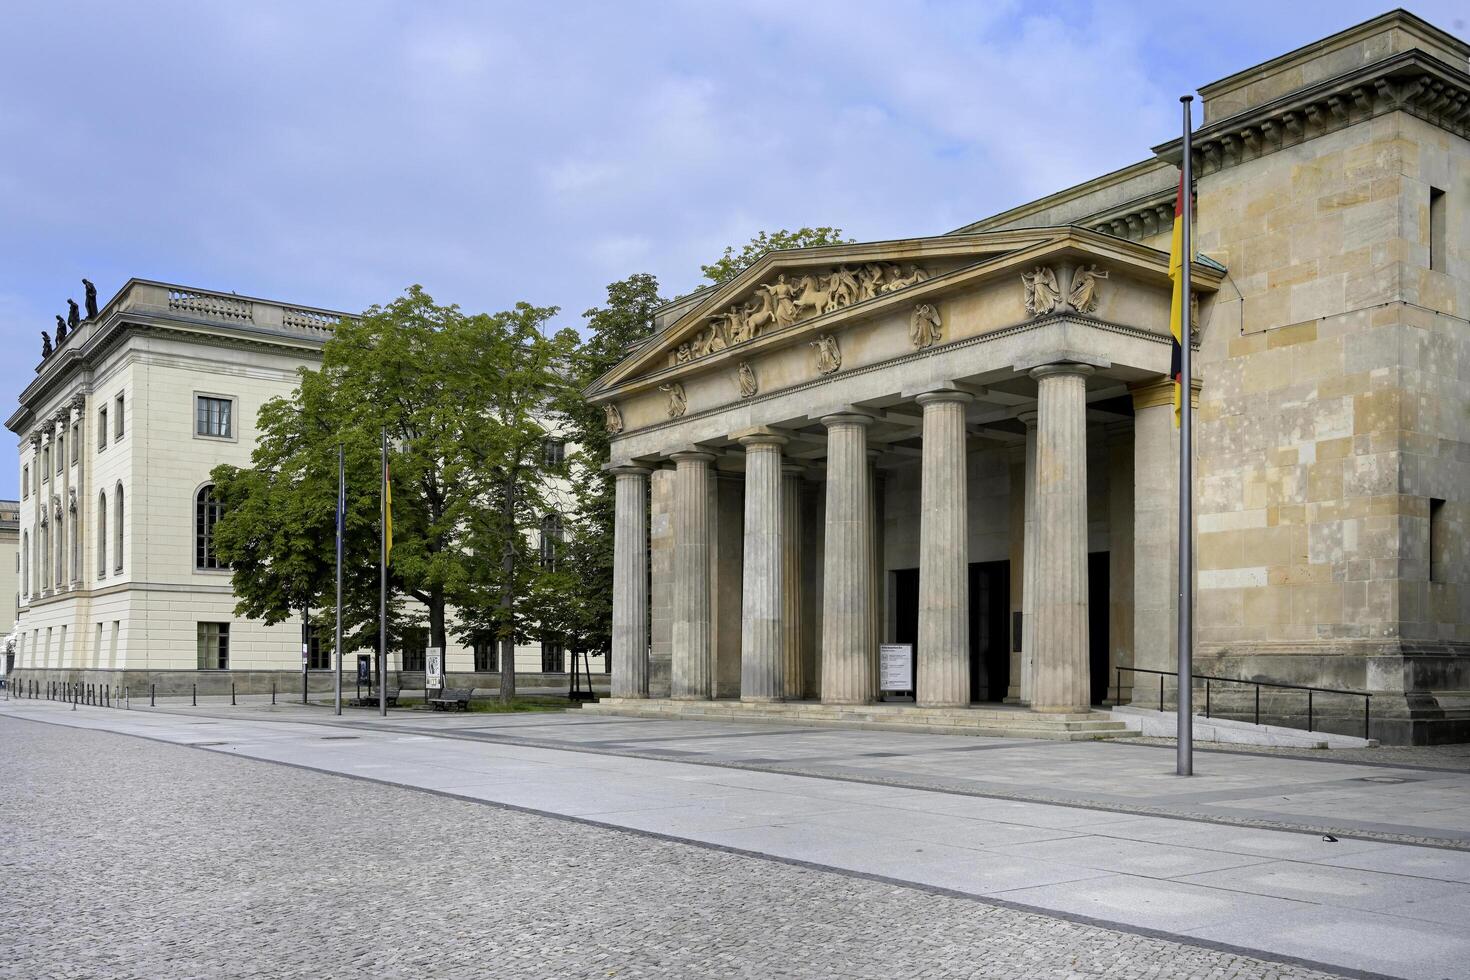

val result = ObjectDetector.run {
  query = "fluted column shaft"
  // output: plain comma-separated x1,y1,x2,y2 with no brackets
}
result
780,465,805,699
820,415,873,704
1030,364,1093,713
1018,410,1039,704
739,434,786,701
671,451,715,699
610,466,650,698
917,390,972,707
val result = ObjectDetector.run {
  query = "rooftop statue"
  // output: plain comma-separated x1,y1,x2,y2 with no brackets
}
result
41,330,52,358
67,299,80,329
82,279,98,319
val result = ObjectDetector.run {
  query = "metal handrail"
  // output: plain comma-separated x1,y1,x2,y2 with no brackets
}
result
1116,666,1371,740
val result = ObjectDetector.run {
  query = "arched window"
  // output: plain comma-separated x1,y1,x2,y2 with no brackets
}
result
97,491,107,577
114,484,124,573
55,509,64,585
540,512,563,570
196,485,225,569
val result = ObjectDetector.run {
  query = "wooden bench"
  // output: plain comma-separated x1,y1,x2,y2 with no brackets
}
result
428,687,474,712
350,681,401,708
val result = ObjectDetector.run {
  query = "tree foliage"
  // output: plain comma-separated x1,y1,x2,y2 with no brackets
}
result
700,227,855,285
210,286,575,684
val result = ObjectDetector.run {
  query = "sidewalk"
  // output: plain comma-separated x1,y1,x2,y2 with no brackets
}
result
6,698,1470,978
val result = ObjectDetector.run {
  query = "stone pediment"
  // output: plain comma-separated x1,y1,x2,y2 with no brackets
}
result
587,227,1225,436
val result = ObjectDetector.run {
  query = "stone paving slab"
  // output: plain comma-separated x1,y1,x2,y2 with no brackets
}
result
6,700,1470,976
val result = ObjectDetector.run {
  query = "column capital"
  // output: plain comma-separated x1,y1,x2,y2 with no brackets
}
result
914,389,973,408
820,413,874,430
781,462,808,478
1016,409,1039,428
607,464,652,478
669,450,717,465
1029,362,1095,382
736,428,789,450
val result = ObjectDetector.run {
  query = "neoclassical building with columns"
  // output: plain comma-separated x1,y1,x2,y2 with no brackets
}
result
585,10,1470,744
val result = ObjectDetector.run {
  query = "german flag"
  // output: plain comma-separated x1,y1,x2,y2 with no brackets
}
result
1167,174,1186,427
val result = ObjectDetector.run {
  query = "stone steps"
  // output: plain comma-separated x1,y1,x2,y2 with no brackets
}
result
580,698,1132,740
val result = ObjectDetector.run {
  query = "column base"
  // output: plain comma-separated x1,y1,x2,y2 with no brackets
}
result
740,695,784,704
1030,703,1089,714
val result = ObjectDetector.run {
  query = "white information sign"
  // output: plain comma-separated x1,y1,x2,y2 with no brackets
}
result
879,643,913,691
425,647,444,690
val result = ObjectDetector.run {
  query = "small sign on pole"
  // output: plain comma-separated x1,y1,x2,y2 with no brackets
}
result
425,647,443,692
879,643,914,694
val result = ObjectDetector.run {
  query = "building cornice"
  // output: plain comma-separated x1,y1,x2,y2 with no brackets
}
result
1154,49,1470,177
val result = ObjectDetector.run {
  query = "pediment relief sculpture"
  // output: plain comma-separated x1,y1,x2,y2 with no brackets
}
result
660,382,687,419
737,361,757,399
1022,263,1110,319
603,403,623,434
910,304,942,350
811,334,841,376
673,261,930,366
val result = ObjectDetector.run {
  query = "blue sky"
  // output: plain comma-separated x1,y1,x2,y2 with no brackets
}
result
2,2,1466,494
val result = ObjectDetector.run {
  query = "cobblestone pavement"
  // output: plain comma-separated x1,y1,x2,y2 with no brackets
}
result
0,716,1352,980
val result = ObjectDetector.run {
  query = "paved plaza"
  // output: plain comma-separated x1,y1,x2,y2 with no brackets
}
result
3,699,1470,978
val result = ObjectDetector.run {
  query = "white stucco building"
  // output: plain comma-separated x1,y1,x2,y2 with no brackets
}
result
6,279,590,696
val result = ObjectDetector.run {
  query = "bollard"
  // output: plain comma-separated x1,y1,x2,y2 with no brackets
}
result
106,685,111,708
231,683,236,706
151,684,156,707
271,682,276,706
192,683,197,707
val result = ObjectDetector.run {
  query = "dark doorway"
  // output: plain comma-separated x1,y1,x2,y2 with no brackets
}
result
1089,551,1110,705
969,561,1011,702
892,568,919,698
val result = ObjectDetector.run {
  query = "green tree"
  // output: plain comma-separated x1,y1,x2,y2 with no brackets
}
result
211,287,574,694
553,274,667,670
700,227,855,285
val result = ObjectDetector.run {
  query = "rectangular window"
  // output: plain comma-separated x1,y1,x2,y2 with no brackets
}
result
98,407,108,450
307,626,331,670
540,639,565,673
115,393,125,439
197,622,230,670
1429,186,1446,272
1430,497,1448,583
542,437,565,467
401,626,427,672
473,637,498,673
42,447,49,480
56,436,64,473
196,396,233,438
71,429,78,463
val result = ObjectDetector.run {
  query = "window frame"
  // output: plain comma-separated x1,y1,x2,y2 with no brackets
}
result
193,392,239,443
114,392,125,440
97,407,107,451
113,483,124,574
195,483,228,571
197,622,230,670
97,490,107,579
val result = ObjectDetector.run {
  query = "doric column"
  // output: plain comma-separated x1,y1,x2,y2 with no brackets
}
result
1029,364,1093,713
820,415,873,704
780,465,805,700
867,451,884,693
916,390,972,707
55,412,70,593
739,432,786,701
671,451,715,700
28,432,40,599
1017,410,1039,704
610,466,651,698
1131,381,1179,683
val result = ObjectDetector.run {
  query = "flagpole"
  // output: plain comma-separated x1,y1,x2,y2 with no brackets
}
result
1177,96,1195,777
335,443,344,717
379,427,388,718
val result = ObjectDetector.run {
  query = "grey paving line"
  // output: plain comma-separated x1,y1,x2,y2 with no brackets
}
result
31,702,1470,851
582,728,822,746
1113,736,1470,774
1,710,1387,980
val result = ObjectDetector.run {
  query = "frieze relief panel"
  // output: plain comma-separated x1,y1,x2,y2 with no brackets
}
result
669,261,930,367
1021,263,1109,318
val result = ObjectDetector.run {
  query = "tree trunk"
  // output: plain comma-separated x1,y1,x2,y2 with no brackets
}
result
429,596,448,673
498,479,517,704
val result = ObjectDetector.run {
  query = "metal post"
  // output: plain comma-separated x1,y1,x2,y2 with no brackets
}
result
303,606,310,706
272,681,276,706
192,683,196,707
1205,679,1210,719
1177,95,1195,777
1307,689,1313,732
1159,674,1165,712
1254,684,1260,726
151,684,155,707
379,427,388,718
336,443,344,717
231,683,236,706
1364,697,1371,740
